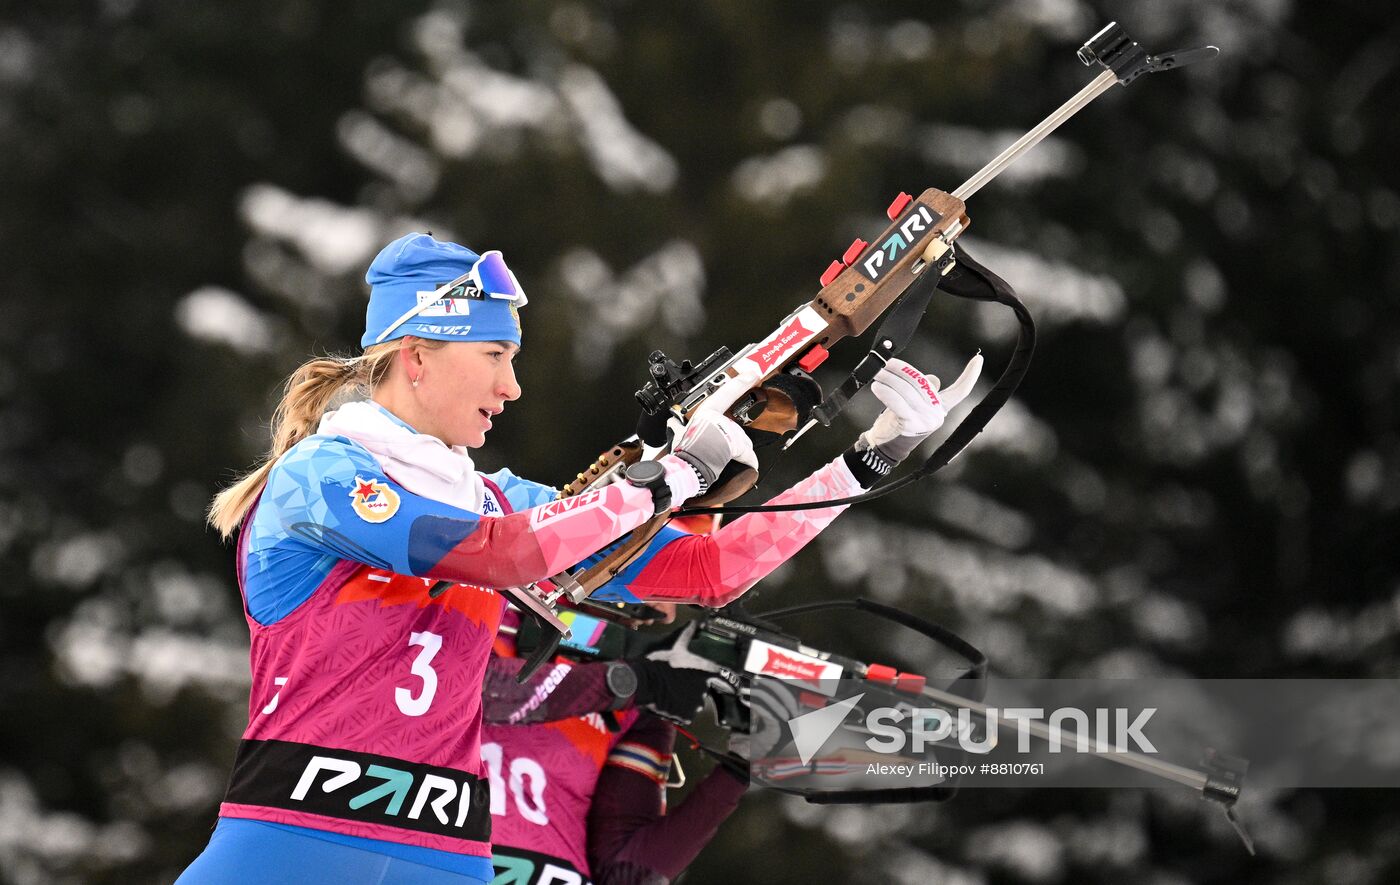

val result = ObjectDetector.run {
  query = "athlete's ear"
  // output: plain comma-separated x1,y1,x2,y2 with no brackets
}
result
397,336,427,384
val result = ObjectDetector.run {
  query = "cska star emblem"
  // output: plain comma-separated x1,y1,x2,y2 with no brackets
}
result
349,476,401,523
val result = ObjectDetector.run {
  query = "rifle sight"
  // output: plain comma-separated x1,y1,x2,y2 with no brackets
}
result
635,347,734,415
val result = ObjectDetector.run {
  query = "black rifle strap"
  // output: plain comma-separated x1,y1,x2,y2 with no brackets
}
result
678,243,1035,516
758,597,987,700
810,271,941,427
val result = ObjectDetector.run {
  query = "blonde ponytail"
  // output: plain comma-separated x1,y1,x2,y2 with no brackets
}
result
207,339,442,539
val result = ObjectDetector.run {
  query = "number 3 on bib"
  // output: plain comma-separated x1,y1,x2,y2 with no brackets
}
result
396,630,442,717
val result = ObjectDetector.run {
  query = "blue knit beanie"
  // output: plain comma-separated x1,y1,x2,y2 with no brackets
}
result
362,233,525,348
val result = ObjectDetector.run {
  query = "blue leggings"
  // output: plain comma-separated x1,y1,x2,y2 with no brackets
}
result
176,819,492,885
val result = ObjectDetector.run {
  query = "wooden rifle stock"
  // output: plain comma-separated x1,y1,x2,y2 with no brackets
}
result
553,188,967,598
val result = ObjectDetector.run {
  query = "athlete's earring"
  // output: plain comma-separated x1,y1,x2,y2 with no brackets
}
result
412,376,419,388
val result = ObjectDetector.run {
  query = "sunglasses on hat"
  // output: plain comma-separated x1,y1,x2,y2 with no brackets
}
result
375,250,528,345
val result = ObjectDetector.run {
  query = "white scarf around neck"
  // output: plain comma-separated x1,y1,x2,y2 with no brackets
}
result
317,400,486,513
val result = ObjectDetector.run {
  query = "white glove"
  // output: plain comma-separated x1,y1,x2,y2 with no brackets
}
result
857,355,983,465
668,410,758,493
665,365,762,493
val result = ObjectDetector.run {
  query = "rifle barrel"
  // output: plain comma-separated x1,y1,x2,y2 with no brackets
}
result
920,684,1209,792
953,69,1118,202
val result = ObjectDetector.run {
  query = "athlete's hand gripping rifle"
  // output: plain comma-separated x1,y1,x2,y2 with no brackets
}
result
465,23,1219,640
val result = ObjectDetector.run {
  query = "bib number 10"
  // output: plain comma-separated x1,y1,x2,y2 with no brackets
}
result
480,742,549,826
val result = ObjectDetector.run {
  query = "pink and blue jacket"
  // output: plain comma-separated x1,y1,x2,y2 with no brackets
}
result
222,418,860,870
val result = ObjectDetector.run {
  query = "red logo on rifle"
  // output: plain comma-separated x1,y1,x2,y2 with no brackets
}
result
750,318,815,373
761,648,829,684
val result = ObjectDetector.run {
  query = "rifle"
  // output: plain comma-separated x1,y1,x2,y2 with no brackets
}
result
434,23,1219,653
512,597,1253,851
513,596,988,800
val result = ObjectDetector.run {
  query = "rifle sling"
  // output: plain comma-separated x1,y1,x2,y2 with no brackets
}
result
811,270,941,427
677,242,1036,517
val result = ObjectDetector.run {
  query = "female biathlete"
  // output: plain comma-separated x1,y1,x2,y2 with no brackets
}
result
177,233,978,884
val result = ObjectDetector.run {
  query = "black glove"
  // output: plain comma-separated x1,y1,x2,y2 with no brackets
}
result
629,659,715,723
629,623,742,724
